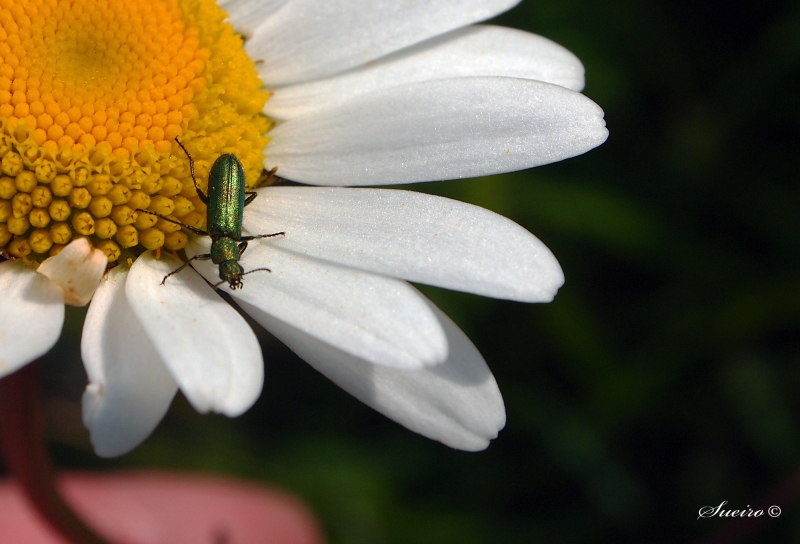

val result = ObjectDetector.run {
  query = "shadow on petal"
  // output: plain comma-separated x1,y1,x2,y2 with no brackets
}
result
239,291,505,451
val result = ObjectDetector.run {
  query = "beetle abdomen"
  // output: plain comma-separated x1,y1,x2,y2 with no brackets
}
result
207,154,245,240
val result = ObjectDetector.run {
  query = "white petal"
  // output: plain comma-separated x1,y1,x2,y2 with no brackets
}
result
268,77,608,185
247,291,505,451
0,261,63,377
81,267,178,457
244,187,563,302
266,25,585,119
221,0,288,38
246,0,521,86
125,253,263,416
37,238,107,307
186,239,448,370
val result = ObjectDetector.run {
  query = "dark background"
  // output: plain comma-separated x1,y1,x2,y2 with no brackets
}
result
35,0,800,542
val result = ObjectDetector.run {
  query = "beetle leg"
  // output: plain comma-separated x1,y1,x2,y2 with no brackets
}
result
161,253,211,285
136,209,208,236
237,232,284,256
255,166,283,187
244,191,258,206
174,137,209,204
240,231,285,242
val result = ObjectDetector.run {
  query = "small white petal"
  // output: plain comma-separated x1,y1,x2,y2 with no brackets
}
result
221,0,288,38
245,187,563,302
248,291,505,451
266,25,585,119
245,0,520,86
0,261,63,378
37,238,107,307
187,239,448,369
268,77,608,185
125,253,263,416
81,267,178,458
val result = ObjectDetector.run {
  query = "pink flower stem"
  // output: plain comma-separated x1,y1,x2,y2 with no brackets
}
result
0,360,112,544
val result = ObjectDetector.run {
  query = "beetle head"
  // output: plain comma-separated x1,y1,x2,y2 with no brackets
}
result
219,260,245,290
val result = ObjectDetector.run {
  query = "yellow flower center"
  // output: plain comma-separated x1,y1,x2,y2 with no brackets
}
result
0,0,271,267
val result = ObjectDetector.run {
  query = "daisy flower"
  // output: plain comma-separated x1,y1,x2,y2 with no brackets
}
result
0,0,607,457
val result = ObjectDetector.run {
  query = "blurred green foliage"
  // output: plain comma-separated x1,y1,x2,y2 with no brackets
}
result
34,0,800,542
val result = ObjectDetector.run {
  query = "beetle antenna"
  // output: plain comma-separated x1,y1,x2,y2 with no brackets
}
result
174,137,200,193
243,267,272,276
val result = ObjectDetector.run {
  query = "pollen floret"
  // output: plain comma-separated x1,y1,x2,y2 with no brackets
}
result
0,0,271,267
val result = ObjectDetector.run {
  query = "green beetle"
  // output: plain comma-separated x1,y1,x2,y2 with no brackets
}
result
140,138,284,289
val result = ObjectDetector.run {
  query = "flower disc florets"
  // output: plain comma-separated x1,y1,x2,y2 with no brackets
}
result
0,0,271,267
